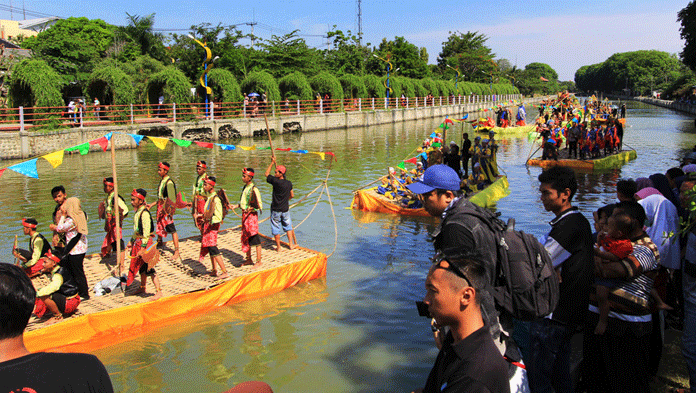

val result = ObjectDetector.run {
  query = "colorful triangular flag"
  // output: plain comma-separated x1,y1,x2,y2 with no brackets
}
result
148,136,169,150
172,138,192,147
238,145,256,151
66,143,90,155
397,162,406,170
0,168,6,179
217,144,236,151
290,150,308,154
404,157,418,165
8,158,38,179
89,136,109,152
42,150,64,168
311,152,325,160
194,141,214,149
128,134,145,145
275,148,292,151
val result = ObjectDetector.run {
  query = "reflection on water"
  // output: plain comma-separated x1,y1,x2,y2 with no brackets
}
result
3,102,696,392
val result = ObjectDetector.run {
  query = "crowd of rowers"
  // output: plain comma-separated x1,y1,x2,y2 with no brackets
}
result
535,93,627,161
376,130,501,208
10,158,298,325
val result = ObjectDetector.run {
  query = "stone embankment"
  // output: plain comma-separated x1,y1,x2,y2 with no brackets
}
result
0,95,543,160
634,97,696,116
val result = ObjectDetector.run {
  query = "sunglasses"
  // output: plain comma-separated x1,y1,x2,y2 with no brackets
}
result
431,254,472,287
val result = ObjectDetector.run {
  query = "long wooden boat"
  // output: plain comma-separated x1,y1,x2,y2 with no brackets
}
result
477,124,537,135
351,175,510,215
526,150,637,171
24,228,327,353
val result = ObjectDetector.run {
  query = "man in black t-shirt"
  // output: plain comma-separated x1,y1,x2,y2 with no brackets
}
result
527,166,593,393
0,264,114,392
416,253,510,393
265,157,298,251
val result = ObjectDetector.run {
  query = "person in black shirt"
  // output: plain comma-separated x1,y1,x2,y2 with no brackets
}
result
527,166,593,393
264,157,298,251
0,264,114,392
461,133,471,177
416,253,510,393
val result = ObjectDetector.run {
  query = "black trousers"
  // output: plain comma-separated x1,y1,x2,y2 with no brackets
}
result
568,141,577,158
65,253,89,298
462,156,470,177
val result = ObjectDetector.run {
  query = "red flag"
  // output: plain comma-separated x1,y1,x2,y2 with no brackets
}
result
325,152,337,161
540,76,549,82
89,136,109,152
0,168,5,179
444,118,454,125
194,141,214,149
275,148,292,151
404,157,418,165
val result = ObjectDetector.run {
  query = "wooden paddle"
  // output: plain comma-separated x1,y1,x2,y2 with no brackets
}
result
13,235,18,266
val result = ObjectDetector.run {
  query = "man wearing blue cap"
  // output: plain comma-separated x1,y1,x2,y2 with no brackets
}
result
407,165,526,390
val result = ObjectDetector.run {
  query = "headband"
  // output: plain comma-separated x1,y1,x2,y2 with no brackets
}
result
204,177,216,187
243,168,255,177
158,162,170,170
21,218,37,229
196,161,207,169
45,250,61,263
103,178,114,186
131,189,146,201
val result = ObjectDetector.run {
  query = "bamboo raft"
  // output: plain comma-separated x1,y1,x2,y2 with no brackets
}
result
24,227,327,353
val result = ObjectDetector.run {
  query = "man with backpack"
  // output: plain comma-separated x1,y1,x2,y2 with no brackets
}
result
148,162,181,261
407,164,534,391
528,166,593,393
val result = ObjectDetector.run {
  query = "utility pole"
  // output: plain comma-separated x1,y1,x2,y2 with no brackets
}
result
249,22,257,48
357,0,362,45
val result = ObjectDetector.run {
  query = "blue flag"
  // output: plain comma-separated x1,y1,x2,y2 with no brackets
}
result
9,158,38,179
218,144,236,151
128,134,145,146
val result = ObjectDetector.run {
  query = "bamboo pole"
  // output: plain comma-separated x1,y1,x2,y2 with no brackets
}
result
110,134,123,294
264,114,276,163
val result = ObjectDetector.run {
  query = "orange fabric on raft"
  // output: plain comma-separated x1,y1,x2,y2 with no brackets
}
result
351,190,430,217
24,253,327,353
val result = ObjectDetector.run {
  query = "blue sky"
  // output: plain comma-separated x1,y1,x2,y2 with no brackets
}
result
1,0,687,80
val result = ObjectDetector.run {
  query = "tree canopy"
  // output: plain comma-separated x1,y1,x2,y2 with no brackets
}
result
437,31,496,83
679,1,696,72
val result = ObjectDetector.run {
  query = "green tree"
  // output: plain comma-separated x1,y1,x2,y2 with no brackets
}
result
679,1,696,71
258,30,325,78
517,62,559,95
436,31,496,83
113,13,167,62
23,17,115,83
325,28,368,76
367,37,430,79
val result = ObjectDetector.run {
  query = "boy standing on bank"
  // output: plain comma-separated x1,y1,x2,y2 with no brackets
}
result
265,157,298,252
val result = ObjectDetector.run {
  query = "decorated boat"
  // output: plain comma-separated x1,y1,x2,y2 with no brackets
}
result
351,175,509,215
526,149,637,171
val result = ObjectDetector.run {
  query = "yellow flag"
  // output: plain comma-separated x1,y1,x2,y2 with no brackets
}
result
42,150,64,168
239,145,257,151
148,136,169,150
312,152,325,160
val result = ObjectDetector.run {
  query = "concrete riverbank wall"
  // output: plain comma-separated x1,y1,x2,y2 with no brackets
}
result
0,95,543,161
634,97,696,116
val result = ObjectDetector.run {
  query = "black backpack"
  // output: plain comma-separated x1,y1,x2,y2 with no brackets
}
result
458,205,560,320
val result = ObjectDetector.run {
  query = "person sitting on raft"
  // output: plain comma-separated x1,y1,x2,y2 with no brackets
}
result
126,188,163,300
33,250,80,325
378,167,408,200
411,162,425,181
13,218,50,278
461,163,487,195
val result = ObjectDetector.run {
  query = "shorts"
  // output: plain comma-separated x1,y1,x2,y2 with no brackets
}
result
208,246,221,256
138,263,156,276
270,211,293,236
165,223,176,233
110,239,126,252
248,234,261,246
35,293,80,316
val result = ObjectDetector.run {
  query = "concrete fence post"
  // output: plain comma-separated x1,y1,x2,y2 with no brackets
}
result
272,101,276,117
130,104,134,124
406,97,409,108
384,97,387,110
297,100,300,115
320,99,323,114
210,101,214,120
372,97,375,110
358,98,362,111
19,106,24,132
243,101,247,117
79,108,83,128
173,103,176,123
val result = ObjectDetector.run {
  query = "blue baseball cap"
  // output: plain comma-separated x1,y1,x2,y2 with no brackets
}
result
406,165,460,194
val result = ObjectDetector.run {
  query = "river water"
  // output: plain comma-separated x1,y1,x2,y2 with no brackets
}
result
0,101,693,392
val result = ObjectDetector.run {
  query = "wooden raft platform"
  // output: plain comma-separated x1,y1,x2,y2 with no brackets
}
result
24,227,327,353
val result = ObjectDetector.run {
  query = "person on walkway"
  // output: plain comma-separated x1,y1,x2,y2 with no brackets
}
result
0,263,114,392
196,176,228,278
415,253,510,393
461,133,472,178
127,188,162,299
148,161,181,261
265,157,298,252
93,97,100,120
230,168,263,266
680,175,696,393
582,201,659,393
13,218,50,278
33,250,80,324
190,160,209,232
49,197,89,301
528,166,593,393
406,164,528,391
99,177,128,271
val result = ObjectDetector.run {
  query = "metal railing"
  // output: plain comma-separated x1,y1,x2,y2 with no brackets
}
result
0,94,522,132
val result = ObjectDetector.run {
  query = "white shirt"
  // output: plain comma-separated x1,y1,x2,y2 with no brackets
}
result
56,216,87,255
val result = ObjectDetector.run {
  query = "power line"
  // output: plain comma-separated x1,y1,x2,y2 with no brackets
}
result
0,2,61,19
